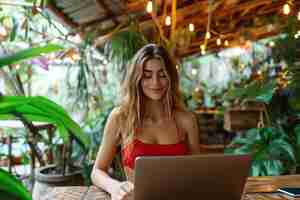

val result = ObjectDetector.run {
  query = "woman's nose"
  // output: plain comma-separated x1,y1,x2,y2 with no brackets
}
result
151,75,160,85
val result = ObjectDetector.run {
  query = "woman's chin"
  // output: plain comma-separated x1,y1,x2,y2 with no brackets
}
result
145,94,165,101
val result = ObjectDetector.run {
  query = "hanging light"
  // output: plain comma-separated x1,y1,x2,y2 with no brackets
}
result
224,40,229,46
189,23,194,32
205,31,211,39
217,38,221,46
200,44,206,51
146,1,153,13
298,11,300,20
191,69,197,75
269,41,275,47
165,16,171,26
283,3,290,15
201,49,206,55
195,87,200,92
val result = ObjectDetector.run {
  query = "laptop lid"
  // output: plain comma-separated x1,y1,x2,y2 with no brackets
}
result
134,154,251,200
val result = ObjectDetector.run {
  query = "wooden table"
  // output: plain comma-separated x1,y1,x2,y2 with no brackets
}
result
45,175,300,200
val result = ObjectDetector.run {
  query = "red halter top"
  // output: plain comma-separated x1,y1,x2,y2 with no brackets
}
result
121,119,189,169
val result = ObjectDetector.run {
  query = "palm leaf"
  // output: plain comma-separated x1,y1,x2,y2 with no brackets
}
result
0,168,32,200
0,44,64,68
0,96,90,150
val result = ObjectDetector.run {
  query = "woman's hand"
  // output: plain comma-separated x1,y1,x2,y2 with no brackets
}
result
111,181,134,200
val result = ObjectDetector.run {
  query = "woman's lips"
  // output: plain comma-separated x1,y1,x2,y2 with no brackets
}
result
150,88,164,93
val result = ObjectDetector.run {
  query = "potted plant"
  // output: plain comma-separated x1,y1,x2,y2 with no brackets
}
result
225,126,296,176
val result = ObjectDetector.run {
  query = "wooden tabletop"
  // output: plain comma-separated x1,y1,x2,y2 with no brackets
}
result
45,175,300,200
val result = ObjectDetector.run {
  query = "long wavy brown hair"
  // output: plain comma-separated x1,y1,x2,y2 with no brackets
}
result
118,43,186,145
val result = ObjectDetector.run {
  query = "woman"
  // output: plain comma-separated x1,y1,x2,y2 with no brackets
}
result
91,44,200,200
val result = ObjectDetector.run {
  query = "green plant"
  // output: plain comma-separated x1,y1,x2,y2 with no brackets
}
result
104,23,148,80
0,44,64,68
0,95,90,174
225,126,295,176
0,168,32,200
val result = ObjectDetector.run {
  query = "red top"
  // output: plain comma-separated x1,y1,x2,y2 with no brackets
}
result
121,119,189,169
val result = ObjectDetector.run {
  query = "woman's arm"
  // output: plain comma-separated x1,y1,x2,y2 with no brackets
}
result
91,108,133,199
180,111,201,154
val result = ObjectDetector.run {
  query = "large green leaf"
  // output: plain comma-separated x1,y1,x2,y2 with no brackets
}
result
0,44,64,68
0,96,90,150
0,168,32,200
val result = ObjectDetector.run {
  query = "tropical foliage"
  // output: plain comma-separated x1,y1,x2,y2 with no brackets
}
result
225,127,296,176
0,95,90,149
0,168,32,200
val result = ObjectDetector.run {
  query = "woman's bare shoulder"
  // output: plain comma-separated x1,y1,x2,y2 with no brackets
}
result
109,106,124,120
174,109,197,130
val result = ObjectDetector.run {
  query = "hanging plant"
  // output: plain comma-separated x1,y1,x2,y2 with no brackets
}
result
104,22,148,80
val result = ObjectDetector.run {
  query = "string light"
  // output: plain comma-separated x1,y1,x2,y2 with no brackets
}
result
283,3,290,15
217,38,221,46
269,41,275,47
191,69,197,75
205,31,211,39
146,1,153,13
189,23,194,32
165,16,171,26
200,44,205,51
224,40,229,46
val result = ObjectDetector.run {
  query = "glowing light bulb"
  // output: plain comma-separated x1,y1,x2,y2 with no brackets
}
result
269,41,275,47
206,32,211,39
283,4,290,15
165,16,171,26
146,1,153,13
189,23,194,32
191,69,197,75
298,11,300,20
200,44,206,51
201,49,206,55
224,40,229,46
217,38,221,46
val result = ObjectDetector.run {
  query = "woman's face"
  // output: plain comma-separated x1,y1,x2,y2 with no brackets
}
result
141,58,169,101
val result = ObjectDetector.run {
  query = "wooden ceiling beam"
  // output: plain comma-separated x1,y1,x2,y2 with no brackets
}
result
46,2,78,29
95,0,119,25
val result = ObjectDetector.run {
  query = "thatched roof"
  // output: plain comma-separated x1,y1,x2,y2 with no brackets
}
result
47,0,300,58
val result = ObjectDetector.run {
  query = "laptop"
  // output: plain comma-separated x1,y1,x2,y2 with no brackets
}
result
134,154,251,200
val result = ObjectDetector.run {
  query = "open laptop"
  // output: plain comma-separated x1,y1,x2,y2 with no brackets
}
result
134,154,251,200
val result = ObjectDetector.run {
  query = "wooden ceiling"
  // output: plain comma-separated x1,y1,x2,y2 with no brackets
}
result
47,0,300,58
